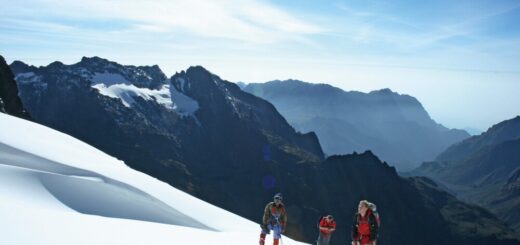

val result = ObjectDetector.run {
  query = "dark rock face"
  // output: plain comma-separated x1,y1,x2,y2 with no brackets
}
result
243,80,469,170
12,57,518,245
0,55,30,118
412,117,520,234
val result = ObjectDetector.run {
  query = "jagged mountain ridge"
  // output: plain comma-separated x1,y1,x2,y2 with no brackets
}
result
11,56,168,89
243,80,469,170
10,56,518,244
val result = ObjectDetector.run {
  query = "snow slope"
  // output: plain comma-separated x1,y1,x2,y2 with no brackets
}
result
0,113,307,245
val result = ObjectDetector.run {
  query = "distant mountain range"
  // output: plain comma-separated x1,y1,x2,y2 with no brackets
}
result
243,80,469,170
412,116,520,233
5,56,518,244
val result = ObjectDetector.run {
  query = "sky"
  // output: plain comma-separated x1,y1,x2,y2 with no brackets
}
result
1,0,519,131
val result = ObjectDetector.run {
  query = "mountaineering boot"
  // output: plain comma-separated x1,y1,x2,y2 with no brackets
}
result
273,238,279,245
259,233,266,245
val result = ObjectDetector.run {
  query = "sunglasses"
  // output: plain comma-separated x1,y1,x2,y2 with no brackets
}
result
274,197,283,201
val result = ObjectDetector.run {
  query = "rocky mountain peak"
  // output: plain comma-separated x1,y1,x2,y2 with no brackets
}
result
486,116,520,139
15,57,169,90
172,64,241,99
45,61,65,71
79,56,112,67
369,88,395,95
0,55,30,118
9,60,38,74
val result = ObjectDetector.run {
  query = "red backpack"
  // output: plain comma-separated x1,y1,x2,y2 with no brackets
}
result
317,216,336,228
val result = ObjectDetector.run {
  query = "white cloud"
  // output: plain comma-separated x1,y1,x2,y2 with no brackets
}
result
2,0,323,43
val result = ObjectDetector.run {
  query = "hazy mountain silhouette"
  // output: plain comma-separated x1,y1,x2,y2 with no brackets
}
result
243,80,469,170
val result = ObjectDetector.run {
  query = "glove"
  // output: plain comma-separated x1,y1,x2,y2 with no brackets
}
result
281,226,285,234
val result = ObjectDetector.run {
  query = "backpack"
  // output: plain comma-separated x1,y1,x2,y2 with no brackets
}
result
317,216,335,228
367,202,381,227
356,202,381,227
